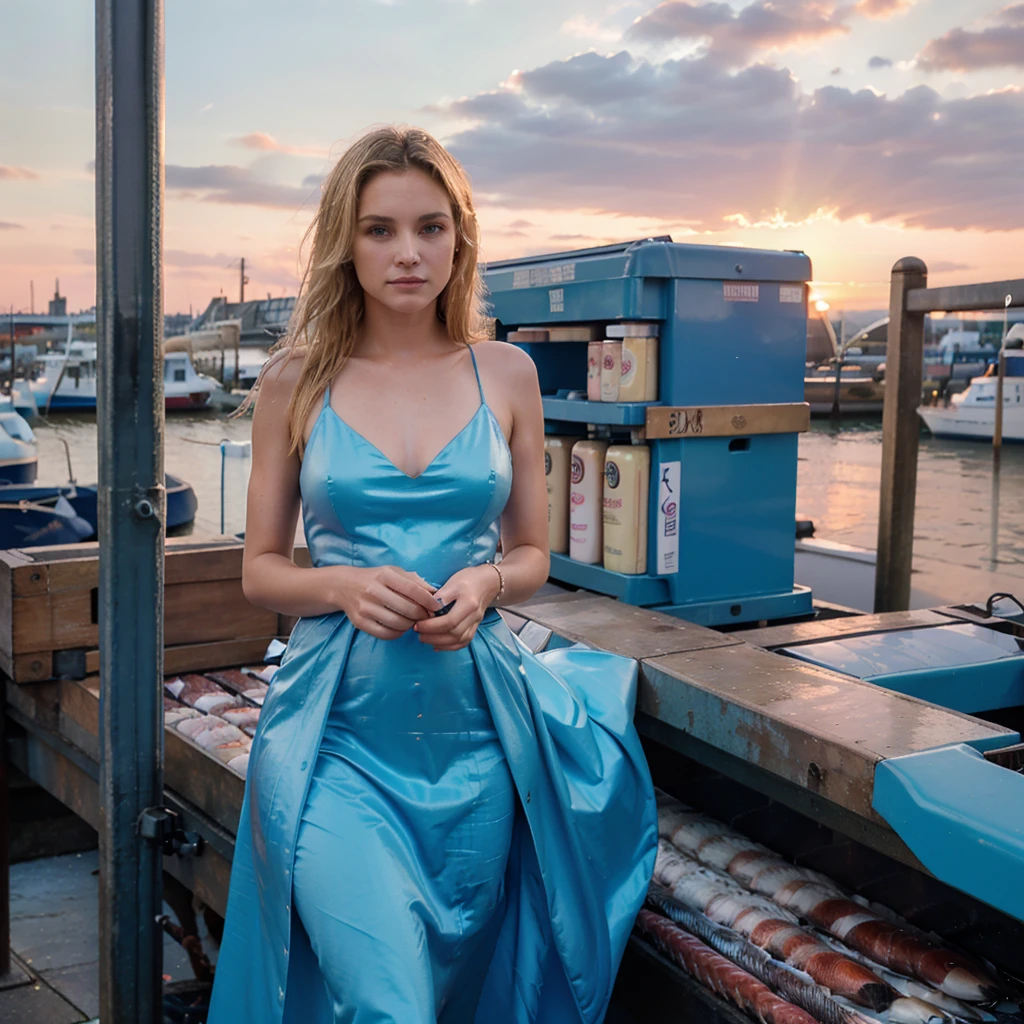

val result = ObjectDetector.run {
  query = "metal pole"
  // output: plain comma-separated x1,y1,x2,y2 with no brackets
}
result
994,295,1010,453
874,257,927,613
95,0,166,1021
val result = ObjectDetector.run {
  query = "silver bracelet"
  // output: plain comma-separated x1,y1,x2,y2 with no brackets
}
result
486,561,505,604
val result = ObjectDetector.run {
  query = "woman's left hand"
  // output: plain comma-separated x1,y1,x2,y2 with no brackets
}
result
413,565,501,652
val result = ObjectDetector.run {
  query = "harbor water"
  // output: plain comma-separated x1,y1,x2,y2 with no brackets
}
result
28,410,1024,581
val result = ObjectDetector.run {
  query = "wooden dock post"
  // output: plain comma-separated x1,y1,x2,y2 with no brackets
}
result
875,258,927,613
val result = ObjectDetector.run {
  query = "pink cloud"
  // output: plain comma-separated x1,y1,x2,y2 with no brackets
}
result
0,165,40,181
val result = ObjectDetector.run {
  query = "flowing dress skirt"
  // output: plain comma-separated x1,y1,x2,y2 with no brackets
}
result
290,630,516,1021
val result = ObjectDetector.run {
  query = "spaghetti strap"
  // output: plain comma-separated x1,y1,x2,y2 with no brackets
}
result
322,383,331,409
466,344,485,404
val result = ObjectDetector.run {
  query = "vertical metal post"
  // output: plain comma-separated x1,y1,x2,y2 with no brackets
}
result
994,352,1006,452
95,1,166,1022
874,257,927,613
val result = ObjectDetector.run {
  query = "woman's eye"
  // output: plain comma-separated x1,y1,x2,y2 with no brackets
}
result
422,223,444,235
369,225,389,237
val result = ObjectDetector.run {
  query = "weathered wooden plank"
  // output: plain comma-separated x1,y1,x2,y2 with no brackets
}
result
7,731,100,830
645,403,809,439
639,642,1015,823
4,679,61,733
164,730,244,836
58,678,100,762
505,593,740,660
7,578,277,659
876,259,927,613
85,635,279,679
738,609,952,650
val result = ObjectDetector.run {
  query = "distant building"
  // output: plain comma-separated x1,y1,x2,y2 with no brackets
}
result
191,295,295,346
164,312,195,338
48,279,66,318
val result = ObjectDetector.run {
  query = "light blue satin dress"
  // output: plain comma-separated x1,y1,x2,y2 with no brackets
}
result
207,346,657,1023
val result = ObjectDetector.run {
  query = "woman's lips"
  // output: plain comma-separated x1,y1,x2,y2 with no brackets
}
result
389,278,426,288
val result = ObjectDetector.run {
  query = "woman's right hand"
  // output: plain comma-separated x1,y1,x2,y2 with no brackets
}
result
329,565,441,640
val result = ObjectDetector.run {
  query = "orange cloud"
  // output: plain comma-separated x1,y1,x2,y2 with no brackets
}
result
231,132,330,158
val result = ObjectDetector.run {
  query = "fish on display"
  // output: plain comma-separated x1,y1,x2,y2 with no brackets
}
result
654,790,1003,1004
635,909,822,1024
654,840,897,1011
165,674,242,714
646,883,862,1024
207,668,269,706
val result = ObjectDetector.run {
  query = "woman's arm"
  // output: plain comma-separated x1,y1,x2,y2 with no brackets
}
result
241,352,439,635
415,344,550,650
487,344,551,602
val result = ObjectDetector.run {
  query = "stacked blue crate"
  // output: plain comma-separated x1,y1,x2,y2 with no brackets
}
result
483,237,815,626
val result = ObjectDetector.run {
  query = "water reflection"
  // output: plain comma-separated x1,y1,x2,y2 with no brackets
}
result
799,420,1024,570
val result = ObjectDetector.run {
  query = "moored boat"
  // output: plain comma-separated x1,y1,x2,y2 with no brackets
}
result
0,409,38,484
0,472,197,547
918,332,1024,442
23,334,219,413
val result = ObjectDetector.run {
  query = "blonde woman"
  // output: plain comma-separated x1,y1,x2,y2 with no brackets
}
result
207,126,656,1023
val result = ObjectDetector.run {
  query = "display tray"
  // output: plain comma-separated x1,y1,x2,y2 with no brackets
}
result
542,396,658,426
548,553,672,605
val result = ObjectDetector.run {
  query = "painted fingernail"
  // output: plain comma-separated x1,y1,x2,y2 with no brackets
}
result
436,596,444,605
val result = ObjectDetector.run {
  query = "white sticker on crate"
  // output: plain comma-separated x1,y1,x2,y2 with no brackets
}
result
656,461,680,575
723,283,759,303
779,285,804,304
549,288,565,313
513,263,577,289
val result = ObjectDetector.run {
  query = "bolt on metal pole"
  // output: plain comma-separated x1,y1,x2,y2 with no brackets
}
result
95,1,166,1021
874,257,927,613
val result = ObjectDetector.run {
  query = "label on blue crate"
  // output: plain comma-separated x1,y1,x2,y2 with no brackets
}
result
656,461,680,574
549,288,565,313
513,263,577,288
723,282,759,303
779,285,804,304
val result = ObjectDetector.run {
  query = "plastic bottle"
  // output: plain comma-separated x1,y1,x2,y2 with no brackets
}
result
603,443,650,574
544,435,578,554
569,439,608,563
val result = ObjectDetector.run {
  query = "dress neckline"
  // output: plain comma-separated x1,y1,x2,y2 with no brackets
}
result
324,402,489,481
318,343,506,481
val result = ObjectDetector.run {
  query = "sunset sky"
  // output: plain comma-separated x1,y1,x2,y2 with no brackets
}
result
1,0,1020,316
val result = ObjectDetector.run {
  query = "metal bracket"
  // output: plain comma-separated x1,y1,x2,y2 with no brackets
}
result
137,806,205,858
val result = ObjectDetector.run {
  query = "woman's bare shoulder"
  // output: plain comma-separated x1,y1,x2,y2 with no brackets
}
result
256,346,309,409
472,340,538,385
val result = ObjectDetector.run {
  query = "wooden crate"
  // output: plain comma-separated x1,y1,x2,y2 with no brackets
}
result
0,536,287,683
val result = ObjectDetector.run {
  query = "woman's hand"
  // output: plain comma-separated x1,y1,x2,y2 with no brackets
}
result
413,565,501,652
329,565,441,640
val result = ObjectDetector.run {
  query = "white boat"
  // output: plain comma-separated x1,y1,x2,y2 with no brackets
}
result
918,330,1024,442
25,338,218,412
0,408,38,484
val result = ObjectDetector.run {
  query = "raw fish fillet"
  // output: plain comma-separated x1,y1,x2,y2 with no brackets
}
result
208,668,269,706
165,674,241,713
216,706,261,737
635,909,821,1024
165,707,202,728
654,840,895,1011
654,790,1003,1003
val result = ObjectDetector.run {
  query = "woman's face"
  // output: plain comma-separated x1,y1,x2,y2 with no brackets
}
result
352,168,457,317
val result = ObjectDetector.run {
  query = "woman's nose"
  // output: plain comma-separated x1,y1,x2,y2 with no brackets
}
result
395,231,420,266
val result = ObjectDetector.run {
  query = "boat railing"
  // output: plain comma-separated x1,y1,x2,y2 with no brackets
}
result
876,260,1023,615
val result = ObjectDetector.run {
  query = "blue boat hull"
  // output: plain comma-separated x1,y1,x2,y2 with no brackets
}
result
35,394,97,410
0,459,38,485
0,473,196,547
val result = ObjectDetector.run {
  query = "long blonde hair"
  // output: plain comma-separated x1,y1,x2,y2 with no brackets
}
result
241,125,485,455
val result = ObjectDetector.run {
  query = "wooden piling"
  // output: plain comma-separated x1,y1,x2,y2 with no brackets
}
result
875,258,927,613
